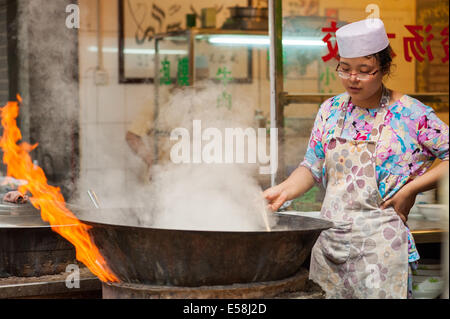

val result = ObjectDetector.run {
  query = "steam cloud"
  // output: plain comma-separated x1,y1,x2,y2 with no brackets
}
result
76,83,277,231
136,84,275,231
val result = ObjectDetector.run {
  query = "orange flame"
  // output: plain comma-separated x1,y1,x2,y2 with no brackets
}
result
0,95,118,283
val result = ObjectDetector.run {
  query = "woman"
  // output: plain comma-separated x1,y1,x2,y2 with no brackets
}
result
263,18,449,299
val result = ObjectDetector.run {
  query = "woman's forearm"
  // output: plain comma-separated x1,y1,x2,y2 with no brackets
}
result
405,160,449,196
281,165,317,200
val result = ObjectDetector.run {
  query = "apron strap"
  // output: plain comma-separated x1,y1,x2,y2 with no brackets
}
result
334,93,350,138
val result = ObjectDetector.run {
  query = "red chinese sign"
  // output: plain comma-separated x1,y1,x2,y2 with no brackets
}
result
403,24,434,62
441,26,449,63
321,21,449,63
321,21,339,62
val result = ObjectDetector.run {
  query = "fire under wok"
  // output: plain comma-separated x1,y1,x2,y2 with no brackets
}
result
75,208,333,287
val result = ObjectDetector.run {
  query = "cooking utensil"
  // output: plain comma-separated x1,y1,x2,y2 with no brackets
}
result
255,191,272,231
77,209,333,286
221,2,268,30
227,6,268,19
87,189,100,209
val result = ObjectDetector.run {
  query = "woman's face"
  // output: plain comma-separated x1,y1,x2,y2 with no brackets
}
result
338,56,384,101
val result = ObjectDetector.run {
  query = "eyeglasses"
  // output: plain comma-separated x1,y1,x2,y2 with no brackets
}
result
335,64,379,81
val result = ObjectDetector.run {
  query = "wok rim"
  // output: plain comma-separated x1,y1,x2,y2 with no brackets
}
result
79,212,333,235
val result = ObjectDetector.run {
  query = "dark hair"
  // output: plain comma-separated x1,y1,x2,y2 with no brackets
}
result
337,44,396,77
368,44,395,77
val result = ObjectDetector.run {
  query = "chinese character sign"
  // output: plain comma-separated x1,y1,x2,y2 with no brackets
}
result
403,24,434,62
160,57,172,85
321,21,339,62
441,26,449,63
321,23,449,63
216,67,233,110
319,66,337,93
177,57,189,86
216,67,233,86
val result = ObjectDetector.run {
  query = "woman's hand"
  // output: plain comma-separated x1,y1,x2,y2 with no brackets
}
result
263,183,291,212
380,184,417,223
381,160,449,223
263,166,317,212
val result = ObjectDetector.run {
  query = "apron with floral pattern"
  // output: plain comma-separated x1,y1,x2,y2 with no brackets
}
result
309,89,409,299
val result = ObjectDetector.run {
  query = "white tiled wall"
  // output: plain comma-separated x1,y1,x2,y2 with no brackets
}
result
124,84,155,125
78,0,152,204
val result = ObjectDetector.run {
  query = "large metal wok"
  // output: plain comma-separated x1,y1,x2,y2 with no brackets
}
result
76,208,332,287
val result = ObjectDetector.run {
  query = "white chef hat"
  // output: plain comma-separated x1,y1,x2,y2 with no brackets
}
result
336,18,390,58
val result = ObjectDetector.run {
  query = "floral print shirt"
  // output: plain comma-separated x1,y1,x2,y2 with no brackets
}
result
301,93,449,201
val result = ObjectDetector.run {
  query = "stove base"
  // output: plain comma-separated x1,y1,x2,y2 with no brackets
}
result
0,267,101,299
102,268,323,299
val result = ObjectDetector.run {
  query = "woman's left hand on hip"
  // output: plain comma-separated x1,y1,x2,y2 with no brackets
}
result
380,186,416,223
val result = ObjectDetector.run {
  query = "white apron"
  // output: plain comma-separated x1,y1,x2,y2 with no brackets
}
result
309,89,409,299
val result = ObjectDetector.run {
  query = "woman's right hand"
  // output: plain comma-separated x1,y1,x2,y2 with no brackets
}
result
263,183,290,212
263,166,316,212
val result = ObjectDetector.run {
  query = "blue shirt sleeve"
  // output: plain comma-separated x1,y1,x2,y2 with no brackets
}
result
299,98,332,184
417,106,449,161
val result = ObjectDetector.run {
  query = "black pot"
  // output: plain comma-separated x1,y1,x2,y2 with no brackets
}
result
78,210,332,287
0,200,77,277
